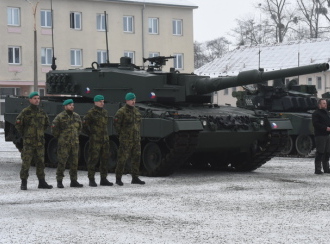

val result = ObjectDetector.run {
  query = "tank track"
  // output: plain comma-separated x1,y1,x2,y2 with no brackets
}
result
140,131,199,177
232,130,288,171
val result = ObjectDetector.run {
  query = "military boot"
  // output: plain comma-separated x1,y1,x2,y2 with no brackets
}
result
131,176,145,185
57,180,64,188
38,179,53,189
70,180,83,188
21,179,27,190
89,178,97,187
116,177,124,186
100,178,113,186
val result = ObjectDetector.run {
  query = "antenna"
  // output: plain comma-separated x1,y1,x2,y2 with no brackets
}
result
104,11,110,64
50,0,57,70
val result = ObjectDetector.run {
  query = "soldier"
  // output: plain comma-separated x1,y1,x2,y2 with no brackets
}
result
83,95,113,187
15,91,53,190
114,92,145,186
52,99,83,188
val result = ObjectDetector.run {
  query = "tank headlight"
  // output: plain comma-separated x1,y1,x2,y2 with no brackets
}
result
260,120,264,126
202,120,207,127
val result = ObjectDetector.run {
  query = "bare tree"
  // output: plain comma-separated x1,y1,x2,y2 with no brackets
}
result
260,0,298,43
296,0,330,38
205,37,231,60
231,16,275,46
194,41,208,69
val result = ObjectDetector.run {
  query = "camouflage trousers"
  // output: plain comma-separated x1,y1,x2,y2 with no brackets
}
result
87,141,110,179
20,144,46,180
56,143,79,181
115,140,141,177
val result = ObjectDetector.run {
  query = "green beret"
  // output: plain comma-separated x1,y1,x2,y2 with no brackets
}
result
125,92,136,101
29,91,39,98
63,99,73,106
94,95,104,102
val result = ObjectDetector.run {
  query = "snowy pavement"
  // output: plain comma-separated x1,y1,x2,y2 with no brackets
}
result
0,129,330,244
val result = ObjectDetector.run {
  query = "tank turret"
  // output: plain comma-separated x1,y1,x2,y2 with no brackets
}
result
232,63,329,157
46,57,329,106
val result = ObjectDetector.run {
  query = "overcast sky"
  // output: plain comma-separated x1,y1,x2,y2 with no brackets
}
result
190,0,259,43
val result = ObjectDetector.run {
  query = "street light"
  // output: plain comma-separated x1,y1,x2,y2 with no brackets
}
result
26,0,41,92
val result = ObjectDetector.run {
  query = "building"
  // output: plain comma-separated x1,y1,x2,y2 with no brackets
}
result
0,0,197,122
195,39,330,106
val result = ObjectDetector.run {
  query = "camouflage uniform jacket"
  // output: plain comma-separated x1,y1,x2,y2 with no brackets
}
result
82,106,109,143
114,104,141,142
15,104,50,147
52,110,82,144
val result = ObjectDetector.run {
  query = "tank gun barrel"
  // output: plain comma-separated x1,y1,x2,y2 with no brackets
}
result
261,63,329,81
193,63,329,95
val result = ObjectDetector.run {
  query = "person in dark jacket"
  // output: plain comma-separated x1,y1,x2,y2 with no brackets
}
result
83,95,113,187
15,91,53,190
52,99,83,188
312,98,330,174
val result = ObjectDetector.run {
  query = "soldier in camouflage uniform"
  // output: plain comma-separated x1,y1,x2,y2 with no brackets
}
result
114,92,145,186
52,99,83,188
83,95,113,187
15,91,53,190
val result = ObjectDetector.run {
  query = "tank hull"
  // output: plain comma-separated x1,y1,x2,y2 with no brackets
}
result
5,96,291,176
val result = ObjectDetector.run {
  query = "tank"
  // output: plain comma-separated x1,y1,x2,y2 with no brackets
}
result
8,56,325,176
233,62,329,157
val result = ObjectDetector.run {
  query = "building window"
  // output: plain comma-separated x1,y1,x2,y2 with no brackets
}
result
8,47,21,64
97,13,107,31
123,16,134,33
41,48,52,65
173,53,183,69
149,52,159,58
172,19,182,35
7,7,20,26
232,87,237,92
41,10,52,28
124,51,135,64
317,77,322,90
307,77,312,85
97,50,108,63
0,88,20,99
148,18,159,34
70,12,81,30
70,49,82,66
224,88,229,95
285,78,290,85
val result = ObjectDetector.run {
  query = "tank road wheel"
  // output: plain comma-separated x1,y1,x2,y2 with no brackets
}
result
47,137,58,167
141,132,199,176
295,135,313,157
142,142,164,173
279,135,294,156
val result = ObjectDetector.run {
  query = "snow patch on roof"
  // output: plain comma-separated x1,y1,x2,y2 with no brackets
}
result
195,38,330,77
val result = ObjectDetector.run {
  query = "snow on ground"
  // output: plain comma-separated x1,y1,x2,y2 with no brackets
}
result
0,128,330,244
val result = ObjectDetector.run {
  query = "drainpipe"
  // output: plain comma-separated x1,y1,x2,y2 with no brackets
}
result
141,4,145,69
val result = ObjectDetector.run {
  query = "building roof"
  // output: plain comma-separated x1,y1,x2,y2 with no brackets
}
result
102,0,198,8
195,38,330,77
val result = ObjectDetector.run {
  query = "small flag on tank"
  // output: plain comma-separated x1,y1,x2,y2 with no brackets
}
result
150,92,156,99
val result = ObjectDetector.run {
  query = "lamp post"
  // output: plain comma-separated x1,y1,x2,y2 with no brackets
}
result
26,0,40,92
